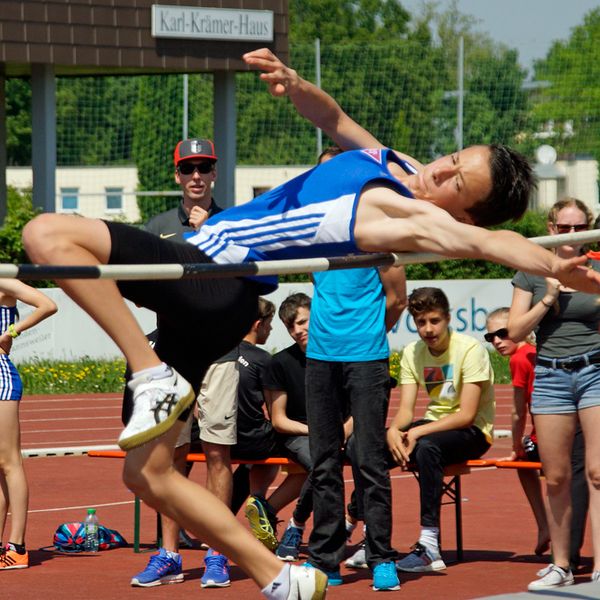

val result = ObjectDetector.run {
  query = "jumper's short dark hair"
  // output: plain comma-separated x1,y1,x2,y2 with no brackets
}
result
317,145,343,165
278,293,311,329
407,287,450,317
465,144,537,227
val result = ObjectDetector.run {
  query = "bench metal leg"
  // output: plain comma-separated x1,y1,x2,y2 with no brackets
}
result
454,476,463,561
439,475,463,561
134,496,141,553
133,496,162,553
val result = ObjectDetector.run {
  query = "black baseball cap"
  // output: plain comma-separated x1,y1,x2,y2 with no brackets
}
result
173,139,217,165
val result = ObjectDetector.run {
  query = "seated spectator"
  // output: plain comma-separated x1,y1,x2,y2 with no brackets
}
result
256,292,313,561
226,299,281,549
387,287,494,572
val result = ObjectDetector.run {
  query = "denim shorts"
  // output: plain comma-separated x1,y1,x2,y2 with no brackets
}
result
531,352,600,414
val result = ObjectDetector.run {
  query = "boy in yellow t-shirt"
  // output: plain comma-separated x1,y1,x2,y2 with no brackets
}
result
387,287,495,573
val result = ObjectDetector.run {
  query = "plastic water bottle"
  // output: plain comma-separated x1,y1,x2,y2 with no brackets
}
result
84,508,99,552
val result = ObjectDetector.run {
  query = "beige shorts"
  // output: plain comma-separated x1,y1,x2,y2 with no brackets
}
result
197,359,239,445
175,411,194,448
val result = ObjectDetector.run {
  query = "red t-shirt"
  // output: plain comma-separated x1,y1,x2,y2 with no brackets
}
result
509,343,537,443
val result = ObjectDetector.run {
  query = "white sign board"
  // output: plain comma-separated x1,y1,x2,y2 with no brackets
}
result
151,5,274,41
263,280,515,354
9,280,514,363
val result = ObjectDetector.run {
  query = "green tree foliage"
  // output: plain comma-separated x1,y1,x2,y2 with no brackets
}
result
56,77,136,165
0,187,40,264
131,75,183,221
530,7,600,163
289,0,411,44
5,79,31,166
414,1,529,156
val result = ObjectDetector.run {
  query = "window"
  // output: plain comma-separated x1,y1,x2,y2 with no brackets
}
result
105,187,123,212
253,186,271,198
60,187,79,212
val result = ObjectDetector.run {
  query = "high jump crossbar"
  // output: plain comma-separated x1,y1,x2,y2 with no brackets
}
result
2,230,600,281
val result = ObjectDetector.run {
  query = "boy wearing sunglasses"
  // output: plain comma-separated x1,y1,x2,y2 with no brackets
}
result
130,138,240,588
145,138,222,241
485,308,550,556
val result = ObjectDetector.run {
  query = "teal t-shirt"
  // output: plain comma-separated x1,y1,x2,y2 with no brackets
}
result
306,268,389,361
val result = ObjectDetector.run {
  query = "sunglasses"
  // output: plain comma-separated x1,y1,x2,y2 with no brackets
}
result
484,328,509,343
178,161,214,175
554,223,588,234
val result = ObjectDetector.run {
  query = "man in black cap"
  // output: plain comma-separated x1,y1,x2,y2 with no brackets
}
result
145,138,223,241
129,138,241,588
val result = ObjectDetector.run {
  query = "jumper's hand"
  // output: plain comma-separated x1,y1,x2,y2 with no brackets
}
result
243,48,300,98
554,255,600,294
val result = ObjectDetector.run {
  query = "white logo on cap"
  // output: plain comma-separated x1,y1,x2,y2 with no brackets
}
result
190,140,201,154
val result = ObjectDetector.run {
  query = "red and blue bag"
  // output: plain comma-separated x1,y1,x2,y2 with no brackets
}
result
53,522,127,552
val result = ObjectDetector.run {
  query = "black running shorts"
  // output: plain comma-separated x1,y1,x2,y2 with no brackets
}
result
105,221,260,393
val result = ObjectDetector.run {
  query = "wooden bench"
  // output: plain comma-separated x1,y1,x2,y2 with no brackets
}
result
495,460,542,470
88,450,305,552
88,450,494,558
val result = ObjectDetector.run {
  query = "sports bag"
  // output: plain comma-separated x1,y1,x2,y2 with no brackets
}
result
53,521,127,552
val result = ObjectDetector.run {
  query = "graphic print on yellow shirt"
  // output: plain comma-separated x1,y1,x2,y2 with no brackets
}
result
424,365,456,401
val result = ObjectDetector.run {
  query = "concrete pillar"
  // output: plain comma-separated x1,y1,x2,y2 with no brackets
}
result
31,64,56,213
213,71,236,208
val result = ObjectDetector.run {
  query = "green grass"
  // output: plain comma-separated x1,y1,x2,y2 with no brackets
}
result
18,358,127,395
17,352,511,395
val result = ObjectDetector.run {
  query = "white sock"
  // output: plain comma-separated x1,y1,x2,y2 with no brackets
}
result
418,526,440,552
290,517,305,530
164,549,180,559
262,563,291,600
345,518,356,534
132,363,170,380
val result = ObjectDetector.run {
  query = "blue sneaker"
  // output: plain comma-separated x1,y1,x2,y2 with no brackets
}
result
276,522,304,561
373,561,400,591
302,561,342,586
201,548,231,588
395,542,446,572
130,547,183,587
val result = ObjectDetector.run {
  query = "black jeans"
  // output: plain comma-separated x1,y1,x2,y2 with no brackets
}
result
570,425,588,568
306,358,396,571
398,420,490,527
281,435,314,524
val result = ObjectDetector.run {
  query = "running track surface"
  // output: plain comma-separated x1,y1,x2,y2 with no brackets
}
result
3,387,594,599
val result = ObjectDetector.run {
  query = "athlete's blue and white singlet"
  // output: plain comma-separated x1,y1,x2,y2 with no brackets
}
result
186,148,416,289
0,305,23,401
